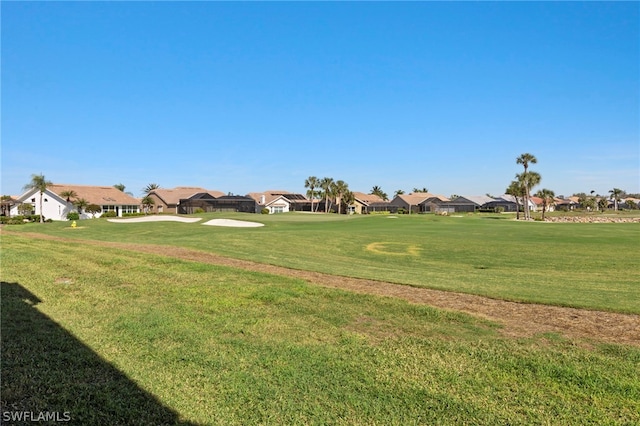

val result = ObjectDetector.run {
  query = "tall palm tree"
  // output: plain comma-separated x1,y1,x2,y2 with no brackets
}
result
114,183,126,192
304,176,319,212
320,177,334,213
394,189,405,198
506,180,525,220
516,153,537,220
517,171,541,220
334,180,349,214
535,188,555,220
412,187,429,193
23,174,53,223
608,188,623,211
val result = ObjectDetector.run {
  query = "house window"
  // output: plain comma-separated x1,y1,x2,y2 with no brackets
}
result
272,206,284,214
31,198,36,202
121,205,139,214
102,205,116,212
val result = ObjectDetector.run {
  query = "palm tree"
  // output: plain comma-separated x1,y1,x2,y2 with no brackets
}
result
334,180,349,214
370,186,388,201
506,180,525,220
304,176,319,212
59,190,78,203
74,198,89,215
114,183,126,192
412,187,429,193
516,153,537,220
341,190,355,214
143,183,160,194
394,189,405,198
320,177,334,213
141,195,155,214
609,188,623,211
535,188,555,220
23,173,53,223
517,171,541,220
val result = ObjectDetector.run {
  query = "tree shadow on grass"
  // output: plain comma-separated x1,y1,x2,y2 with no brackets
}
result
1,282,198,425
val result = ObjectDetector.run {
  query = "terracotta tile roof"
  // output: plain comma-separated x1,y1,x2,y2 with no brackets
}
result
49,184,140,205
150,187,225,205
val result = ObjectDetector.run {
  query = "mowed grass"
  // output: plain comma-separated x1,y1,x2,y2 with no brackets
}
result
7,212,640,313
2,234,639,425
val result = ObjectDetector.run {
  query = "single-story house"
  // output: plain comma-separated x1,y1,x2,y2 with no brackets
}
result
437,195,496,213
389,193,447,213
10,184,141,220
146,187,225,214
350,192,389,214
178,193,257,214
418,195,451,212
247,191,312,214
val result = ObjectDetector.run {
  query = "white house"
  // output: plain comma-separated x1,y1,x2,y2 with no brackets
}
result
10,184,141,220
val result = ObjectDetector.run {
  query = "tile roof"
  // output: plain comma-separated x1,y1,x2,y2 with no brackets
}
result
352,192,385,204
150,187,225,205
48,184,141,205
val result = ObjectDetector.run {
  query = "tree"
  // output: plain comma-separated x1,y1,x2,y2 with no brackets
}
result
74,198,89,214
85,204,102,218
114,183,126,192
341,190,355,214
1,195,15,217
304,176,319,213
370,186,388,201
334,180,349,214
535,188,555,220
516,171,541,220
394,189,405,198
141,196,155,214
505,180,525,220
412,187,429,193
143,183,160,194
608,188,623,211
320,177,334,213
516,153,537,220
59,190,78,203
23,174,53,223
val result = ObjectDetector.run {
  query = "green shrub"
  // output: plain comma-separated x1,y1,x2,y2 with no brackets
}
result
0,216,26,225
261,208,270,215
66,212,80,221
194,208,205,214
101,211,117,218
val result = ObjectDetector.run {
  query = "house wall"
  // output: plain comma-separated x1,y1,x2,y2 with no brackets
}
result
10,189,139,220
267,201,290,214
10,190,71,221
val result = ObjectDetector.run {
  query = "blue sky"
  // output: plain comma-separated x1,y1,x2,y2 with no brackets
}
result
2,2,638,198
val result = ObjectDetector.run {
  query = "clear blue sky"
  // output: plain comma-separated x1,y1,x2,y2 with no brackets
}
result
2,2,638,198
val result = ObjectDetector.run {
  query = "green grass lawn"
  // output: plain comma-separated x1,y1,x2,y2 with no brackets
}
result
6,212,640,313
2,233,639,425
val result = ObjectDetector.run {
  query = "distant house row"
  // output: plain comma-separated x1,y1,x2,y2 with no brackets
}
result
7,183,625,221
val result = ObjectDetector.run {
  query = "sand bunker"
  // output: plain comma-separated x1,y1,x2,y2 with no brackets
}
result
107,216,202,223
203,219,264,228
